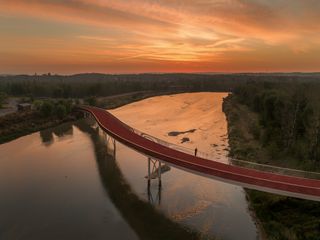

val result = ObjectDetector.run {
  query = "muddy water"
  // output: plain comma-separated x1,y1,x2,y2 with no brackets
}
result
0,92,259,240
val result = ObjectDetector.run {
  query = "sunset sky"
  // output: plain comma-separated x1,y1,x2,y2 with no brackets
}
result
0,0,319,74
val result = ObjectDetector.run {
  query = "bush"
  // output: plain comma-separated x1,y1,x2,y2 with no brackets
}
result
40,101,54,117
55,104,67,119
84,96,97,106
249,123,260,140
33,100,43,111
0,92,7,108
58,99,72,113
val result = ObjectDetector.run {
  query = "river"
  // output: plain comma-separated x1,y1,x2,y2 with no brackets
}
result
0,92,259,240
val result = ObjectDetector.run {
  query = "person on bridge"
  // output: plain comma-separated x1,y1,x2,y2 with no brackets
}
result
194,148,198,157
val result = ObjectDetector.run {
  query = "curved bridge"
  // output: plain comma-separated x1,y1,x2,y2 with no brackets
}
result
78,105,320,201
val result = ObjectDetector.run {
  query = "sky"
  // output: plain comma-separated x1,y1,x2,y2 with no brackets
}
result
0,0,319,74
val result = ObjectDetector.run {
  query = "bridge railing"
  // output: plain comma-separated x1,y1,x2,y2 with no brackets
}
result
102,111,203,156
229,158,320,180
131,128,195,154
128,125,320,180
86,108,320,180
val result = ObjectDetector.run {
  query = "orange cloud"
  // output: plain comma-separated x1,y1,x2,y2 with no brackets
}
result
0,0,319,73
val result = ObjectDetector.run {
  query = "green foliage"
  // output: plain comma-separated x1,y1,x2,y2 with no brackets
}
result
249,123,260,140
33,100,43,111
40,101,54,117
3,73,319,99
247,190,320,240
225,92,320,239
84,96,97,106
38,99,73,118
234,82,320,164
55,104,67,119
58,99,73,112
0,92,7,108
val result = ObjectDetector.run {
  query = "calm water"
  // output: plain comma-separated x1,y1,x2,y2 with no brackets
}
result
0,93,259,240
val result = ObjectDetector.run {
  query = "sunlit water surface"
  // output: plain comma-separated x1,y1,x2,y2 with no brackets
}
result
0,93,259,240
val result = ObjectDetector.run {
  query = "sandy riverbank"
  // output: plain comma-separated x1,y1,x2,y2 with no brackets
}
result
110,92,230,162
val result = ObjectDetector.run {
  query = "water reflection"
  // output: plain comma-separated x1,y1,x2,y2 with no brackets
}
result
110,93,259,240
148,182,162,206
0,93,260,240
0,120,139,240
39,129,54,145
39,122,73,146
74,120,203,240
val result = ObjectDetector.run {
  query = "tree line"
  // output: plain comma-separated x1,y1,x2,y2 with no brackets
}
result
234,81,320,164
1,73,320,98
0,92,7,108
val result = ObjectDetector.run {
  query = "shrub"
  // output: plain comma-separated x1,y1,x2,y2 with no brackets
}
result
55,104,67,119
40,101,54,117
0,92,7,108
33,100,43,111
84,96,97,106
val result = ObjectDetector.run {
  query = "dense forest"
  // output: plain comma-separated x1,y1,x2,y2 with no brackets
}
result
233,81,320,165
223,80,320,240
1,73,320,98
2,72,320,165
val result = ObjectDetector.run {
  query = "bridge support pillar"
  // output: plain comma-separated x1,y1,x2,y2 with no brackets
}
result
113,139,116,159
158,161,162,188
147,157,162,205
147,157,162,189
102,131,106,142
148,157,151,188
102,132,116,158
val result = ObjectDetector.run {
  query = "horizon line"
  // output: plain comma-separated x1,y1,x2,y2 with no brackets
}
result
1,71,320,77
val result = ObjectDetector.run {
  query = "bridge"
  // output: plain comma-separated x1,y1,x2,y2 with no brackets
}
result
78,105,320,201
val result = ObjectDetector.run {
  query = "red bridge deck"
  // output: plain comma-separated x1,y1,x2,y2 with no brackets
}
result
79,106,320,201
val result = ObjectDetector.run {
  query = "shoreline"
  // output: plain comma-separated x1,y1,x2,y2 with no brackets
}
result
223,93,320,240
0,91,183,145
222,94,267,240
2,91,262,239
244,190,268,240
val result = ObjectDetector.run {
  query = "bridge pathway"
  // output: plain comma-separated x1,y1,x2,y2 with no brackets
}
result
78,105,320,201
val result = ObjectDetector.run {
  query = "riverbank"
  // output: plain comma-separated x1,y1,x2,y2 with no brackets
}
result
223,94,320,240
1,92,259,239
0,110,77,144
110,92,259,240
0,91,186,145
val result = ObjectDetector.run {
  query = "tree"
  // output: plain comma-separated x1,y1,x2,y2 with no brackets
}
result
0,92,7,108
85,96,97,106
55,104,67,119
308,115,320,163
40,101,54,117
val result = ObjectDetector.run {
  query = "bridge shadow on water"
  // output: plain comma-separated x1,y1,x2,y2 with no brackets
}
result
74,120,208,240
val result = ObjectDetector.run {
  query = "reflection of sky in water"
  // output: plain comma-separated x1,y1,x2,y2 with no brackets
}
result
111,93,258,240
116,142,258,239
0,93,259,240
0,124,139,240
